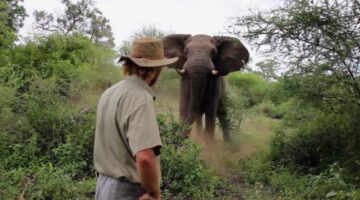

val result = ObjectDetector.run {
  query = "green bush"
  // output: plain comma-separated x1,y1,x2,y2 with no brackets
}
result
237,156,359,200
255,101,285,119
217,89,245,140
24,164,95,200
0,166,25,199
227,72,269,107
237,157,308,200
0,165,95,200
1,91,96,177
305,163,354,200
0,33,119,199
158,114,220,199
270,109,360,175
5,34,120,95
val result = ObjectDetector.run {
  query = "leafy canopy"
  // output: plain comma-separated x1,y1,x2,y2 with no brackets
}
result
0,0,26,49
229,0,360,107
33,0,114,48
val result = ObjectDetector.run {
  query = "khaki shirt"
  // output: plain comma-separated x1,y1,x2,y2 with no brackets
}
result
94,75,162,183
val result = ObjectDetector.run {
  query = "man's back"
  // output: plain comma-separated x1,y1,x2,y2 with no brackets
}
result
94,37,177,200
94,75,161,183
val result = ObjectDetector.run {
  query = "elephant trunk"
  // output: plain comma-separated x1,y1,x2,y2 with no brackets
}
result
186,73,208,125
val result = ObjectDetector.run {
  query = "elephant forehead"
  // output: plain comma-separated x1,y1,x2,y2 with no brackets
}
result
192,34,212,40
191,36,215,44
186,42,213,50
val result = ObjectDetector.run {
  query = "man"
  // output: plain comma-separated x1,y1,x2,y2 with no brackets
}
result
93,37,178,200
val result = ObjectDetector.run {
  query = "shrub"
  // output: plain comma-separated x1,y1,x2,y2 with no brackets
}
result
227,72,269,107
237,157,308,200
0,34,116,199
158,114,220,199
7,34,119,96
305,163,354,200
0,165,95,200
255,101,285,119
270,109,360,175
236,156,358,200
217,89,245,141
0,167,25,200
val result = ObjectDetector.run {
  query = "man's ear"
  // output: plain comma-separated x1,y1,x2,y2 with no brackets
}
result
163,34,191,69
213,36,249,76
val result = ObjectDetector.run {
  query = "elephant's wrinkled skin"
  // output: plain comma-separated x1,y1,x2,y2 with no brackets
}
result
163,34,249,141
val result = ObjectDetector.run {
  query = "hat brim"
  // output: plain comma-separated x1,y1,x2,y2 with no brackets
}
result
119,56,179,68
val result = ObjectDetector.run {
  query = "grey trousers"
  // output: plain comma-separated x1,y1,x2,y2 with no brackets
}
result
95,174,145,200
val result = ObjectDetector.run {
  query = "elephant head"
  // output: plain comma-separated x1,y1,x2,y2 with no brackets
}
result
163,34,249,76
163,34,249,136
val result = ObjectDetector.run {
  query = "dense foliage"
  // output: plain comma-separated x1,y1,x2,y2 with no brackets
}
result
227,72,269,108
228,0,360,198
0,33,119,199
158,114,220,199
0,0,26,49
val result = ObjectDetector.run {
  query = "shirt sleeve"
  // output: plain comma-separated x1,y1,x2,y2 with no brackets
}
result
126,101,162,157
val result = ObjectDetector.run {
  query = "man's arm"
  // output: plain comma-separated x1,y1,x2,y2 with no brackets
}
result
136,149,161,199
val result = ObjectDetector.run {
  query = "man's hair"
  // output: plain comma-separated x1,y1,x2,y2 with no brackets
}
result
122,59,161,80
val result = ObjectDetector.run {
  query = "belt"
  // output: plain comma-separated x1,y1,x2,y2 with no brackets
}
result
117,176,143,188
98,173,142,187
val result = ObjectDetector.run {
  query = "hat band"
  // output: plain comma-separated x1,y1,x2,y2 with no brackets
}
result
131,54,164,60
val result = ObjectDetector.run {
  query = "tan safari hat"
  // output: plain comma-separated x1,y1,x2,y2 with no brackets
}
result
119,37,178,68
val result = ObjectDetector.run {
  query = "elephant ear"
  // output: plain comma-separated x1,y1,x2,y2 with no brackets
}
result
163,34,191,69
213,36,249,76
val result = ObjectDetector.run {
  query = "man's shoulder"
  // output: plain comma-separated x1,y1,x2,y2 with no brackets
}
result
122,79,154,102
99,78,153,107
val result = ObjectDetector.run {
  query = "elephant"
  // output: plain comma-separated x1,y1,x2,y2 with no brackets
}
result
163,34,249,141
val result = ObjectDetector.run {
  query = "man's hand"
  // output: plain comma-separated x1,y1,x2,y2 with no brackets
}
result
139,193,161,200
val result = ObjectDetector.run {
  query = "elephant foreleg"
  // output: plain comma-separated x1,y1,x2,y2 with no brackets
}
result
195,115,203,132
217,94,231,142
204,112,216,139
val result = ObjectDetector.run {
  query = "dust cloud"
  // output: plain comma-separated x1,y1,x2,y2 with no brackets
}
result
189,127,264,176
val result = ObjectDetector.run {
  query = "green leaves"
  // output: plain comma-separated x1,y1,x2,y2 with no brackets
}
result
33,0,114,48
0,33,119,199
228,1,360,198
158,114,220,199
229,0,360,84
0,0,26,49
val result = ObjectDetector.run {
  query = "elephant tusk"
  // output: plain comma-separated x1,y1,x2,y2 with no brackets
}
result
178,68,186,74
211,69,219,75
242,59,246,66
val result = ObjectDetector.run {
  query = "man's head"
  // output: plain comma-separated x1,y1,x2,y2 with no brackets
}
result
120,37,178,86
122,59,162,86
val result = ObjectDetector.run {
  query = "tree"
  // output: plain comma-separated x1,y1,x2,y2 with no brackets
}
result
255,59,280,81
228,0,360,107
228,0,360,175
0,0,27,32
119,25,166,56
0,0,26,49
33,0,114,47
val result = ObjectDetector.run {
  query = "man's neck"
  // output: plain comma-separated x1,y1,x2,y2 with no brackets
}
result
144,77,152,86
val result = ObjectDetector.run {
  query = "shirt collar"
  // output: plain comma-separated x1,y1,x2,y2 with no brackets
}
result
125,75,156,100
